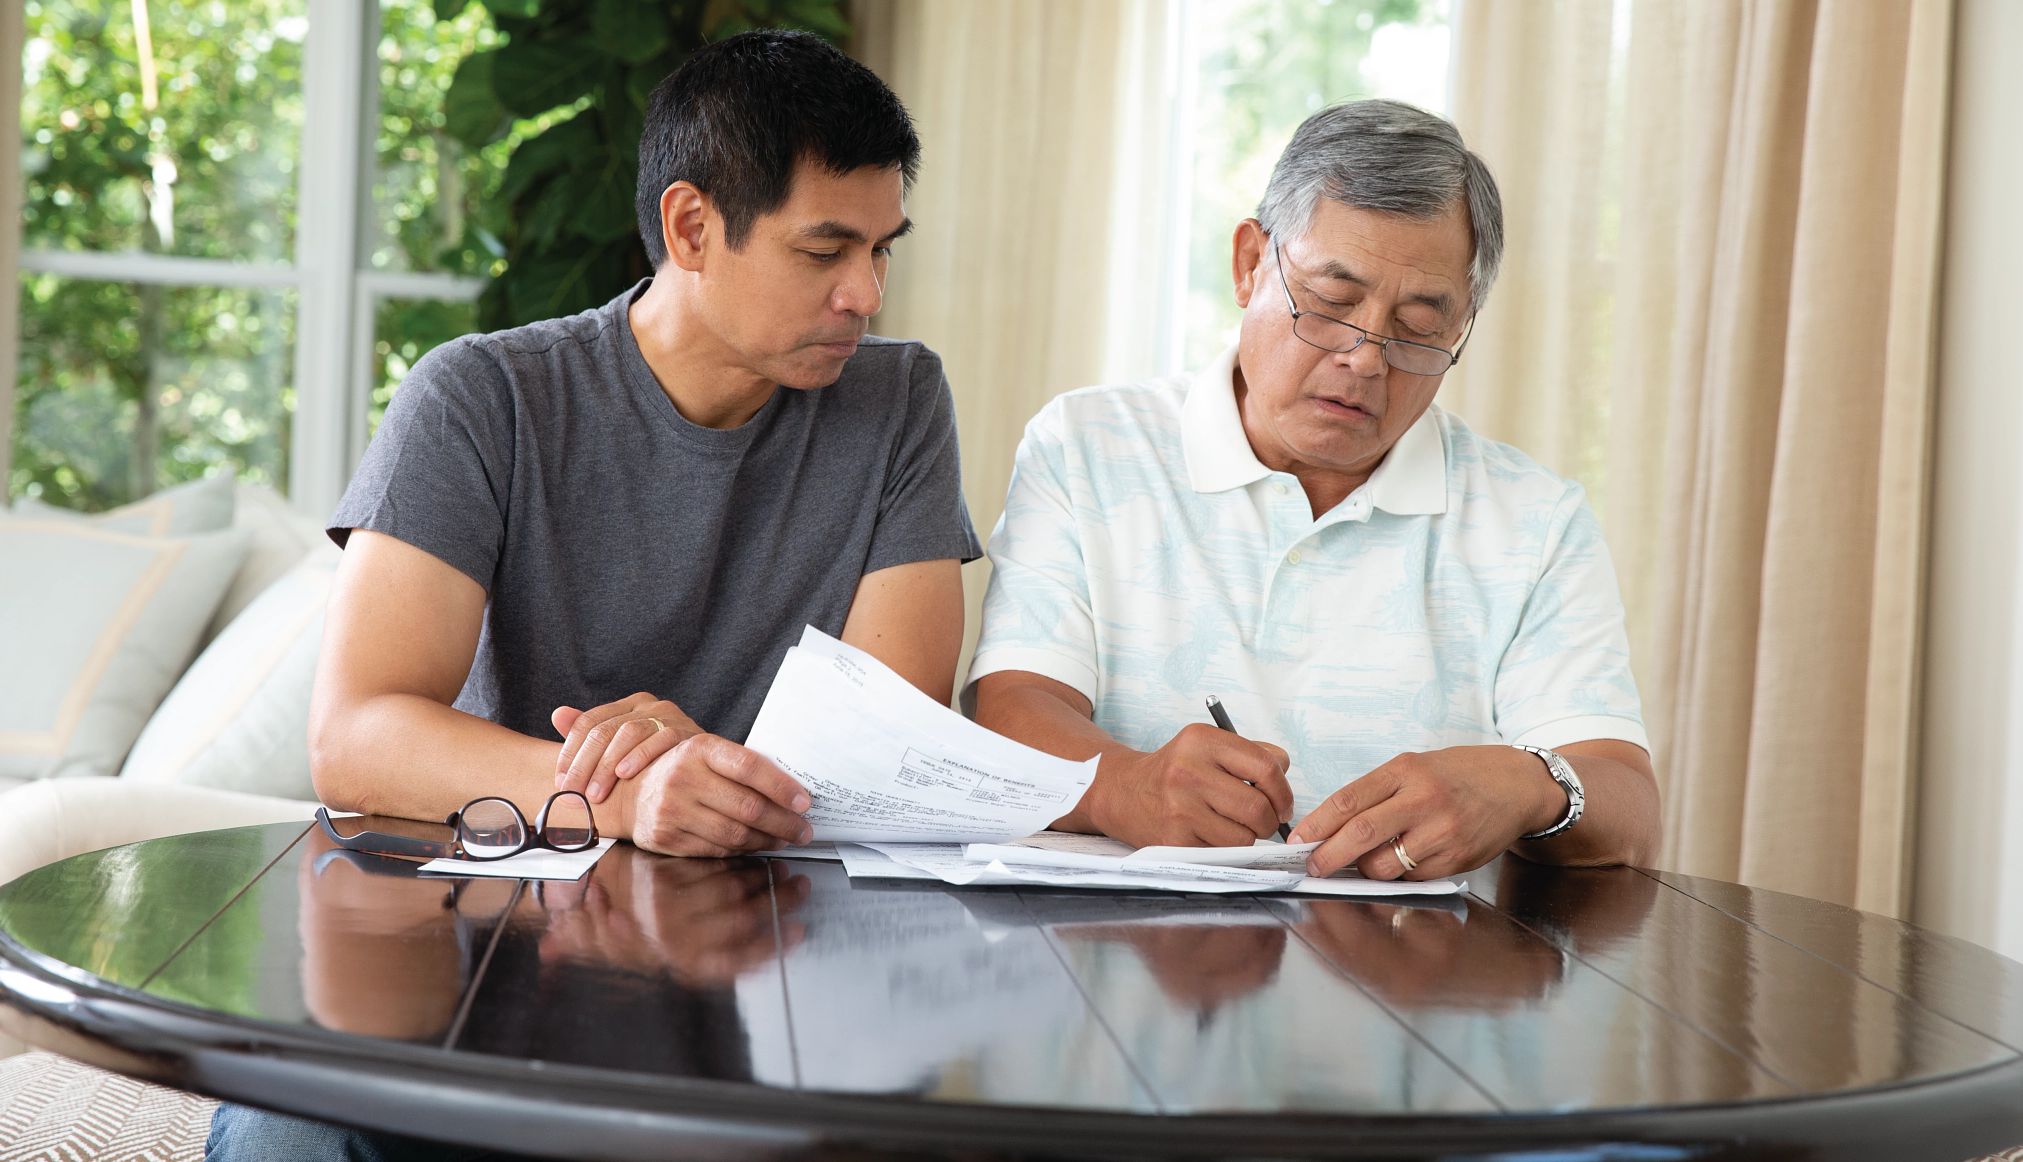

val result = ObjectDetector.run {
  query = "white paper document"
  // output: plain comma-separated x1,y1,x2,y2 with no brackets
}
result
860,842,1300,892
980,831,1323,874
418,837,616,880
842,839,1464,898
744,627,1100,843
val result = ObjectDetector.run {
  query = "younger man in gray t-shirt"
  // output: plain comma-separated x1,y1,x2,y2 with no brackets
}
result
211,30,974,1162
308,30,977,864
331,287,976,763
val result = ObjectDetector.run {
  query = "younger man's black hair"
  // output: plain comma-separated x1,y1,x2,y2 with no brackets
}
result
636,30,920,265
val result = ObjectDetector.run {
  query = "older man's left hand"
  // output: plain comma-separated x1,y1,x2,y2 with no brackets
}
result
1289,745,1564,880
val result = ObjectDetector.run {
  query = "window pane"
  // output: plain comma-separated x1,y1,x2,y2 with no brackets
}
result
13,275,296,510
370,296,478,437
20,0,305,263
370,0,581,277
369,0,506,275
1182,0,1451,371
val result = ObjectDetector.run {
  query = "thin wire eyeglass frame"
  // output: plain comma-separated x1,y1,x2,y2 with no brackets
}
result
1270,237,1474,375
316,791,598,863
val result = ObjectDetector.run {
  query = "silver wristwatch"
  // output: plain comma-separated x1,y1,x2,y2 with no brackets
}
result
1512,744,1585,839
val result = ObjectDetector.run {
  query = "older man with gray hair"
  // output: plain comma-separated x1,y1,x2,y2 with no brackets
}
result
969,99,1657,880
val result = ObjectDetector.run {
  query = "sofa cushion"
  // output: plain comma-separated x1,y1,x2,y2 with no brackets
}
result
121,548,339,801
208,483,330,649
9,471,235,537
11,477,326,654
0,520,249,781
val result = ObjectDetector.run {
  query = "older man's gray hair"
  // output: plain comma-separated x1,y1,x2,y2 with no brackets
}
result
1256,99,1504,311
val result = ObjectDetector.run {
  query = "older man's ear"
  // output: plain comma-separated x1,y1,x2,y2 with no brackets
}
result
1230,217,1267,307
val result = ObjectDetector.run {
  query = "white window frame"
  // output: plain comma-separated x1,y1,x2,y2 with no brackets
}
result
1156,0,1459,380
12,0,483,519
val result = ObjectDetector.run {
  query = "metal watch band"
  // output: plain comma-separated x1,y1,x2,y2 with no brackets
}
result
1513,744,1585,840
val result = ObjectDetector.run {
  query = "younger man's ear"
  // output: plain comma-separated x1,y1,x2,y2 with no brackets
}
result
660,182,710,272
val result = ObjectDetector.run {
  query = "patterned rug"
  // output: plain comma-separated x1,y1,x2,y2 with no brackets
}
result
0,1053,213,1162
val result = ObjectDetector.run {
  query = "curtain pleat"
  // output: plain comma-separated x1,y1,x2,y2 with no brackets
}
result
1450,0,1950,914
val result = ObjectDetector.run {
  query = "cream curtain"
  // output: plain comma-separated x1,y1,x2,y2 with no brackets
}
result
1446,0,1952,914
850,0,1174,687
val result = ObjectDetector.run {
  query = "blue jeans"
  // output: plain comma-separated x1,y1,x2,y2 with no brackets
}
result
206,1102,526,1161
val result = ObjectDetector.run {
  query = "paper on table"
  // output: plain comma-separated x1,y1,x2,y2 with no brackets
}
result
851,843,1302,893
849,841,1465,897
1272,874,1468,898
1132,840,1319,873
744,628,1100,844
960,842,1303,885
983,830,1322,874
833,844,939,880
418,837,616,880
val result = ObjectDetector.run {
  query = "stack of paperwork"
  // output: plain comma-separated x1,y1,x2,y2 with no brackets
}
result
744,629,1462,898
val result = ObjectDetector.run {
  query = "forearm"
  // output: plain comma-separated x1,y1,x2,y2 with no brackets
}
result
1507,752,1659,869
971,677,1137,833
311,692,633,837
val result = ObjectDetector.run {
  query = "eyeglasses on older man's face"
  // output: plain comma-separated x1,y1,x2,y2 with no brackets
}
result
1270,238,1473,376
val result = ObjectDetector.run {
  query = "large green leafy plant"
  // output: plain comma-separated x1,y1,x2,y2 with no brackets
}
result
437,0,851,330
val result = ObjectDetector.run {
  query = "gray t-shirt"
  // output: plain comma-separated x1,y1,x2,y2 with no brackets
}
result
330,280,980,743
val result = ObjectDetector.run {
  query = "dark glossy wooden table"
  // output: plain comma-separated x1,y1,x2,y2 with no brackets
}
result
1,820,2019,1161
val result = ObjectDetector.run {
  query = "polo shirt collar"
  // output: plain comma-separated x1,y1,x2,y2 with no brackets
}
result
1182,347,1271,493
1365,404,1448,516
1181,346,1449,516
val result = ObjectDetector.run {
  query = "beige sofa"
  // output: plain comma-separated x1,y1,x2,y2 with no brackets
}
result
0,479,331,1155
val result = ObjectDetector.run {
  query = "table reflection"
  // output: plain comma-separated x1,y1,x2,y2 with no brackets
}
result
533,850,809,985
1295,896,1563,1012
9,820,2019,1151
287,831,1664,1105
1015,895,1292,1015
296,832,479,1044
1289,864,1659,1015
1487,856,1662,953
746,868,1130,1106
294,825,810,1082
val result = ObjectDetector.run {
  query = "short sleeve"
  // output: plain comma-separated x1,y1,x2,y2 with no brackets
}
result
326,338,513,591
966,402,1101,704
862,348,983,574
1494,486,1651,752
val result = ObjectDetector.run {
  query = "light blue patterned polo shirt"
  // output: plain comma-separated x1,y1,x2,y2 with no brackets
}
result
969,347,1649,815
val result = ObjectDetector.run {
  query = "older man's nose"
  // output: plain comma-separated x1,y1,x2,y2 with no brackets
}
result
1336,334,1390,377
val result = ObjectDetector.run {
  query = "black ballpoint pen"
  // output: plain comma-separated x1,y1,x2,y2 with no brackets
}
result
1205,695,1294,841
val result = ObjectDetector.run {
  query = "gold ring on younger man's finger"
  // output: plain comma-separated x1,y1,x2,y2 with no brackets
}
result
1391,836,1418,873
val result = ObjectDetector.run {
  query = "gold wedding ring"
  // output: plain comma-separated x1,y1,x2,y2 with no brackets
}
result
641,717,666,736
1391,836,1418,873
